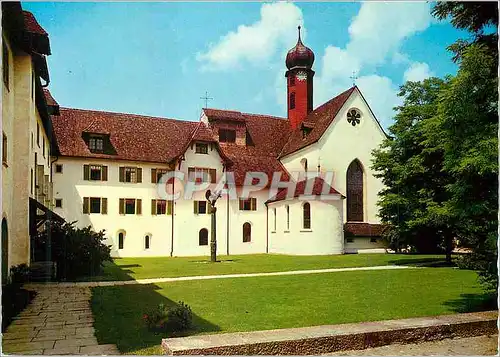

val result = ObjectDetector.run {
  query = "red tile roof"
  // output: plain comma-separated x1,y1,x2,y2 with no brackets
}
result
52,108,198,164
267,177,343,203
344,222,387,237
280,86,356,157
192,121,216,142
23,11,47,35
43,89,58,107
203,108,246,122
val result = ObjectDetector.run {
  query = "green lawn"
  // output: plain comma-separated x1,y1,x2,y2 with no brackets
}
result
88,253,447,281
91,267,492,354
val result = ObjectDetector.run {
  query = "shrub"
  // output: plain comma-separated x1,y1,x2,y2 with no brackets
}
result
166,301,192,332
36,220,112,281
143,301,192,333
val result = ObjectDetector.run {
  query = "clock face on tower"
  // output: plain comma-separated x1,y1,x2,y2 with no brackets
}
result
296,71,307,81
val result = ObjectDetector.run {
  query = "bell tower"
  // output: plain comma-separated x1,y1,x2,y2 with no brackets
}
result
285,26,315,130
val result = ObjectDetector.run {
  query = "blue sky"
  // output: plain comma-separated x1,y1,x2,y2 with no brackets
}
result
24,2,469,129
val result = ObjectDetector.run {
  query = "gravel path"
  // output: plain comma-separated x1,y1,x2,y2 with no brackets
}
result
24,265,413,287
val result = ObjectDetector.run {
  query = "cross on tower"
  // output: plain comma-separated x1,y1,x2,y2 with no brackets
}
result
200,91,213,108
350,71,358,86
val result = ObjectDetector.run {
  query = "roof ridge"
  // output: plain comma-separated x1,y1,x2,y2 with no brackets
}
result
59,107,196,124
205,107,286,120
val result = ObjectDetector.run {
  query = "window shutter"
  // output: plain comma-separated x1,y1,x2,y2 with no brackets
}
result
193,201,198,214
151,199,156,215
151,169,157,184
102,166,108,181
251,198,257,211
136,199,142,215
210,169,216,183
167,201,173,215
188,167,194,181
119,198,124,214
83,197,89,214
83,165,90,180
137,168,142,183
119,167,124,182
101,198,108,214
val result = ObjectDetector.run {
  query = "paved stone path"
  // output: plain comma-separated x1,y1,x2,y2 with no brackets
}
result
25,265,413,288
327,334,498,356
2,285,119,355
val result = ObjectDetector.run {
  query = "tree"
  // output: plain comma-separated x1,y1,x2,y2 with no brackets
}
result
431,2,498,62
372,78,454,261
432,44,498,290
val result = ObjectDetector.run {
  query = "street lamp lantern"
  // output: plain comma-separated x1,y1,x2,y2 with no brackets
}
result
205,189,221,262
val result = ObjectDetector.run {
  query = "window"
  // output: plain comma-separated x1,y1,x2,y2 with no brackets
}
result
219,129,236,143
145,235,150,249
118,232,124,250
303,202,311,229
273,208,277,231
347,108,361,126
89,136,104,153
199,228,208,246
2,132,7,166
83,197,107,214
30,169,33,194
55,199,62,208
151,168,170,183
3,41,9,90
151,199,173,215
289,75,295,87
42,137,45,157
302,127,312,139
55,164,63,173
243,222,251,243
195,143,208,154
347,237,354,243
119,167,142,183
119,198,142,215
347,160,364,222
239,198,257,211
290,92,296,109
285,205,290,231
188,167,216,183
83,164,108,181
37,123,40,147
301,158,308,172
370,238,377,243
194,201,209,214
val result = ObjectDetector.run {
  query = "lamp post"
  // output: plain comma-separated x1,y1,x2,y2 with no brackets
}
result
205,189,221,263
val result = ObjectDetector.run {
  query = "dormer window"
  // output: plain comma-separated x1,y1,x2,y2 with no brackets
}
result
302,127,312,139
219,129,236,143
89,136,104,153
195,143,208,154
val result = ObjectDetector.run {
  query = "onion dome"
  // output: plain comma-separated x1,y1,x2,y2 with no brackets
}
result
286,26,315,70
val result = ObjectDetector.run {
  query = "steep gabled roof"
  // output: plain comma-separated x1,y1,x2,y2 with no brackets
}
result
23,11,48,35
52,108,198,164
266,177,343,203
280,86,356,157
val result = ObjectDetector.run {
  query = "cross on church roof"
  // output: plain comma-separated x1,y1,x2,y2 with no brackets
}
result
350,71,358,86
200,91,213,108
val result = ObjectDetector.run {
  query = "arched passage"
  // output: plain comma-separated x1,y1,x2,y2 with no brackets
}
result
346,160,364,221
2,218,8,282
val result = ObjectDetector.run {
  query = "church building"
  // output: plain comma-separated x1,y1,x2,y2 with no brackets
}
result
45,26,387,257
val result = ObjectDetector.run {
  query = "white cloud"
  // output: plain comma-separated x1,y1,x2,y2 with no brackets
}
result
314,2,433,127
197,2,303,71
403,61,434,82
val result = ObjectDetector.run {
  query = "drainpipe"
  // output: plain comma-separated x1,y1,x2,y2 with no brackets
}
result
170,160,177,257
265,203,269,253
226,166,230,256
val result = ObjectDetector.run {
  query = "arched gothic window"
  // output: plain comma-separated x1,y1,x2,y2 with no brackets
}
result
290,92,296,109
347,160,364,221
199,228,208,246
145,235,150,249
303,202,311,229
118,232,125,250
243,222,251,243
